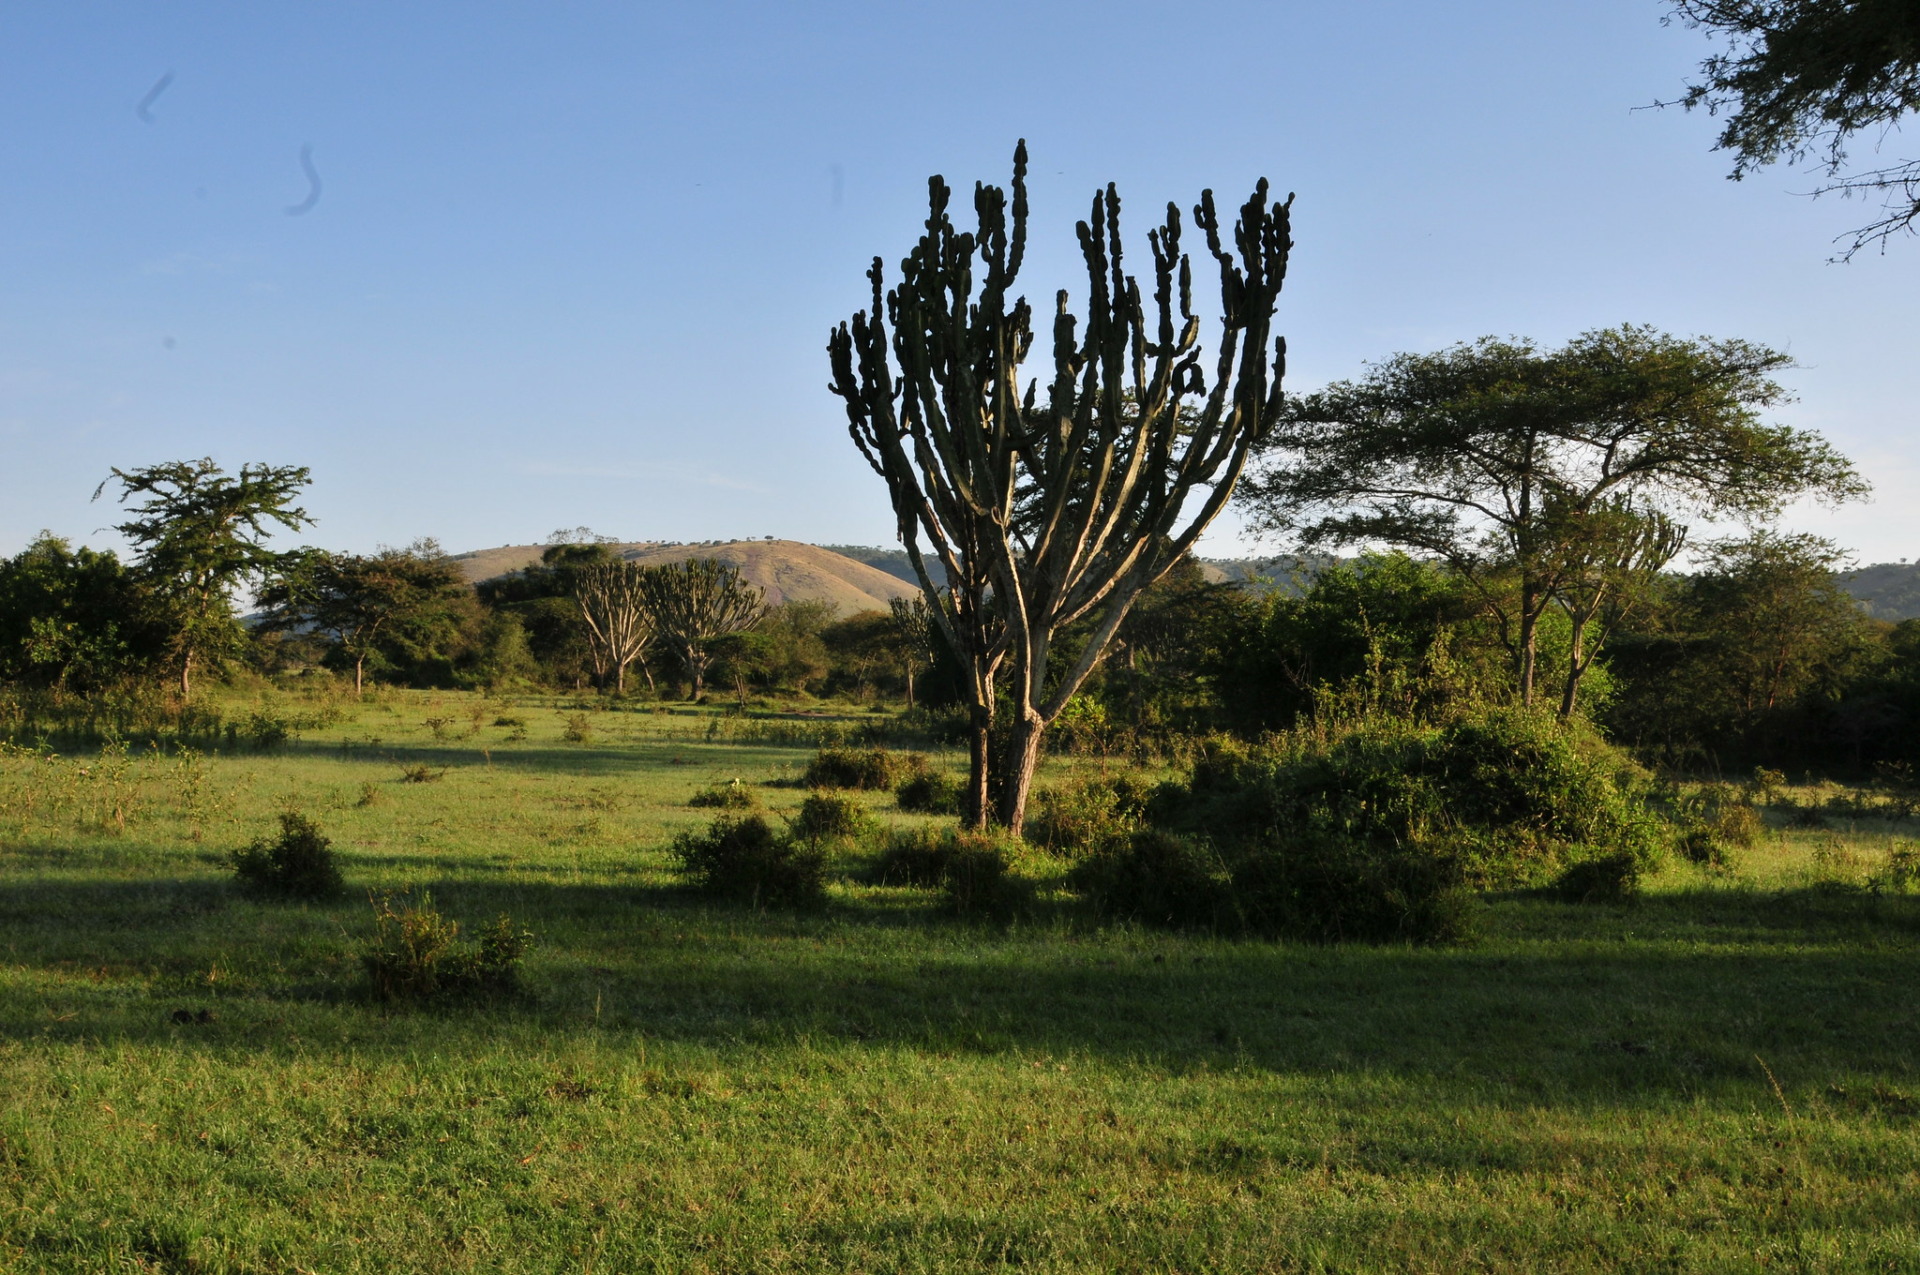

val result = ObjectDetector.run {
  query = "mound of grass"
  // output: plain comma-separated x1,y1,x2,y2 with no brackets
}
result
230,811,343,899
1554,852,1642,904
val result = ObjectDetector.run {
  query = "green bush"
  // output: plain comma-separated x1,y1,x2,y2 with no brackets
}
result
1068,829,1235,929
1025,777,1154,857
231,811,343,899
869,826,963,887
1675,784,1763,865
789,792,871,844
940,835,1035,921
1554,852,1642,904
895,765,963,815
803,747,899,791
672,814,825,907
689,779,758,810
1086,706,1657,944
361,892,534,1001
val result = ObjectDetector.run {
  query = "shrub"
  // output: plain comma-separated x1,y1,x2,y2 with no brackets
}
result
231,811,343,899
940,836,1035,921
689,779,758,810
803,747,898,790
869,826,964,887
399,763,444,784
788,792,871,844
1230,833,1476,944
1068,829,1234,929
1554,852,1642,904
895,766,963,815
361,891,534,1002
672,814,825,907
1025,776,1154,857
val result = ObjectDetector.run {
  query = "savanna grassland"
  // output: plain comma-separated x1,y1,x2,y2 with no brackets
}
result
2,690,1917,1273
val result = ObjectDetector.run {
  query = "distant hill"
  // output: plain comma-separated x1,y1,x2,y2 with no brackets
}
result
1843,562,1920,620
817,545,1346,595
451,540,917,615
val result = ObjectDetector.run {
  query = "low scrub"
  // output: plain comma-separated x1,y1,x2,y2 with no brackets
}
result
1071,707,1659,944
895,765,963,815
870,827,1035,919
1554,852,1642,904
689,779,758,810
672,814,825,907
361,892,534,1001
1025,776,1156,857
803,747,902,791
788,792,871,844
231,811,343,899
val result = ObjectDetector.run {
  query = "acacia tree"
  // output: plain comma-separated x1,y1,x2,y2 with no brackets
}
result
639,559,765,699
574,561,656,694
830,142,1292,832
95,458,313,699
1543,500,1688,717
259,540,468,694
1663,0,1920,257
1239,326,1866,711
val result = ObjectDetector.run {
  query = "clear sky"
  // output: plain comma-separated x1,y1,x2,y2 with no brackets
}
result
3,1,1914,565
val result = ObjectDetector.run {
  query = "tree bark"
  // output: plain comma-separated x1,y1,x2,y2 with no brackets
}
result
963,704,992,832
354,656,365,697
995,713,1047,837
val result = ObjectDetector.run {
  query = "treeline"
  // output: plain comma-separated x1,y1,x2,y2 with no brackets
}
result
4,458,1915,776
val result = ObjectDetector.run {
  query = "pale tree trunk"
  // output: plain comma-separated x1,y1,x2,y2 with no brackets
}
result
355,656,366,697
995,712,1047,837
963,703,992,832
180,649,193,701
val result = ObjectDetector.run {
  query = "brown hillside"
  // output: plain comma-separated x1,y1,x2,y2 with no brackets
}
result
450,540,917,615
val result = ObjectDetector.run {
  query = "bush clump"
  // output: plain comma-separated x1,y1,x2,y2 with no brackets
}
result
803,747,901,791
1025,776,1156,856
1674,784,1764,866
895,765,963,815
672,814,825,907
231,811,343,899
361,891,534,1001
1075,707,1658,944
1553,851,1642,904
689,779,758,810
789,791,872,844
869,827,1036,919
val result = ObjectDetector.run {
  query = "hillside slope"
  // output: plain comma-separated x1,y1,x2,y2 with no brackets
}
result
451,540,917,615
1843,562,1920,620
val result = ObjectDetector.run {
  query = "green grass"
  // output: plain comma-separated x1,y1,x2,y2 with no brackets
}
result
2,690,1918,1272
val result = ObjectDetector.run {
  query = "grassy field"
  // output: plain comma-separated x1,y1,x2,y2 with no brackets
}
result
2,690,1917,1273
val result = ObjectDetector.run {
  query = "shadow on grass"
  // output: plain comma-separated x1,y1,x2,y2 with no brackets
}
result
2,873,1917,1101
264,737,820,777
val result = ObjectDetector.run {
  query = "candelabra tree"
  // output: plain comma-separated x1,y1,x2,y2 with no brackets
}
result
574,561,656,694
829,141,1293,832
639,559,765,699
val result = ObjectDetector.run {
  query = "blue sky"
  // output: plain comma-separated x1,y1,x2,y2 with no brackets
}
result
3,1,1914,564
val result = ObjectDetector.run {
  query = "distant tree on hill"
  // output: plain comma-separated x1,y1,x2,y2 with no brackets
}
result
94,459,314,699
639,559,766,699
886,596,938,707
258,540,468,694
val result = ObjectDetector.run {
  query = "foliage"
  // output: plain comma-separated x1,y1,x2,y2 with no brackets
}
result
1023,775,1156,857
0,535,157,691
787,792,872,844
1068,829,1238,929
93,458,314,699
639,559,766,699
258,541,469,694
1553,852,1643,904
688,779,757,809
671,814,825,906
1665,0,1920,256
230,810,343,898
361,891,534,1002
802,747,901,791
829,140,1293,833
894,765,963,815
1240,327,1865,713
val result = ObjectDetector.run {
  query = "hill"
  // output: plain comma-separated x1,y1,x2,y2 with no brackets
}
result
450,539,917,615
1843,562,1920,620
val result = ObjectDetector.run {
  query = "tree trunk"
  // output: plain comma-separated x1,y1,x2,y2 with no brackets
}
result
1516,601,1537,706
180,649,193,701
904,664,915,709
615,661,627,694
354,656,365,697
963,704,992,832
1559,621,1584,720
994,713,1047,837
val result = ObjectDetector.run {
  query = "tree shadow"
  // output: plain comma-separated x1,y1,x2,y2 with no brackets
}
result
3,875,1916,1105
